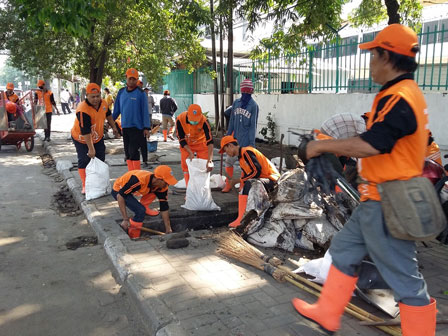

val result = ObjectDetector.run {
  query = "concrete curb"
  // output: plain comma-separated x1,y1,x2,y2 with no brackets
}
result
42,136,186,336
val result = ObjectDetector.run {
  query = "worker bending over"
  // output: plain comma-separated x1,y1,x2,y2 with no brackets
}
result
112,166,177,238
176,104,214,186
219,135,280,228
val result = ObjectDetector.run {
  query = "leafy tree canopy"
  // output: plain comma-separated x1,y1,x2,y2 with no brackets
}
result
1,0,209,87
237,0,422,58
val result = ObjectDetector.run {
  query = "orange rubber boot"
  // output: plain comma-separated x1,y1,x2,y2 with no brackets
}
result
291,265,358,334
399,298,437,336
222,167,234,193
229,194,248,228
126,160,133,171
163,130,167,142
140,193,159,216
132,160,141,171
78,168,86,194
128,219,143,239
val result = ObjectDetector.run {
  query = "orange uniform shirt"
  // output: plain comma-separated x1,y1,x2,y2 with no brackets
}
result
71,100,109,144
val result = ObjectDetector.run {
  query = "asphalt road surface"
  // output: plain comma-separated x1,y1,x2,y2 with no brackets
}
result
0,139,146,336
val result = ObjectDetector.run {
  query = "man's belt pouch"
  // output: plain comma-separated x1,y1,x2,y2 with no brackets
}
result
378,177,446,241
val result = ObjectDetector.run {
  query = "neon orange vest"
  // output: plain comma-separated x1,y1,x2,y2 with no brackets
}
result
358,79,429,201
3,92,19,103
239,146,280,182
113,170,168,196
71,100,109,144
176,111,209,146
36,90,53,113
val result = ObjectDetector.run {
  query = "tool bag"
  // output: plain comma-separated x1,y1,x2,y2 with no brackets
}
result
378,177,446,241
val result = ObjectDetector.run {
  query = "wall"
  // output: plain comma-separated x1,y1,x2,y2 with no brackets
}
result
194,92,448,151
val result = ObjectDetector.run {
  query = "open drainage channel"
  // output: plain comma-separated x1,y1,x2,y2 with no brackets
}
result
41,154,97,250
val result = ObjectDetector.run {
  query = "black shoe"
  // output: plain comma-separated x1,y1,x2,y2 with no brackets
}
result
47,138,51,142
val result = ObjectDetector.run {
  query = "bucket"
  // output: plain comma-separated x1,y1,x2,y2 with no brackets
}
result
147,140,158,152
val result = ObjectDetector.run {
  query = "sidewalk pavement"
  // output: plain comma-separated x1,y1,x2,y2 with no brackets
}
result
40,126,448,336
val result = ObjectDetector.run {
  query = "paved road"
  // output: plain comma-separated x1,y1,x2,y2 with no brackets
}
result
0,141,146,336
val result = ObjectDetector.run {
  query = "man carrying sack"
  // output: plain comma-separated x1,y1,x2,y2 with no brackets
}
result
292,24,445,336
219,135,279,229
111,165,178,238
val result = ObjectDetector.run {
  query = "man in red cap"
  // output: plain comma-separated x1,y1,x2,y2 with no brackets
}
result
71,83,119,194
175,103,214,186
112,68,150,171
112,165,178,237
222,78,259,192
34,80,60,141
219,135,279,228
291,24,437,336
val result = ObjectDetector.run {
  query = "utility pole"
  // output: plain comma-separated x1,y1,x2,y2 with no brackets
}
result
219,17,225,136
226,0,234,108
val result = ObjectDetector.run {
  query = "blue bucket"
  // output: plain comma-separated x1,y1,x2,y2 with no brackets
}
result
147,140,158,152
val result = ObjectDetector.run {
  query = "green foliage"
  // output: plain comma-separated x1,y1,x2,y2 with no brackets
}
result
349,0,422,29
259,112,276,144
2,0,209,86
0,61,35,89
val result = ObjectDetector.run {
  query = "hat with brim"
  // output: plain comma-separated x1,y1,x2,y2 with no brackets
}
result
126,68,139,79
154,165,178,186
86,83,101,94
358,24,418,57
187,104,203,123
219,135,237,154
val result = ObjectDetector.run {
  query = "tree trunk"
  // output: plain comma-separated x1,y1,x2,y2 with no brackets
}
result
219,18,225,137
211,0,220,134
226,1,234,107
384,0,400,24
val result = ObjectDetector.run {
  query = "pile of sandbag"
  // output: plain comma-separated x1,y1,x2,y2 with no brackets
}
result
244,168,355,252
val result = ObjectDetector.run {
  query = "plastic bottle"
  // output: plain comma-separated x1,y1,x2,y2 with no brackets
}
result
440,181,448,204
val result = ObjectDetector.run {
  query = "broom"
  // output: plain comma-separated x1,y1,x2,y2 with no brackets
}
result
218,232,401,336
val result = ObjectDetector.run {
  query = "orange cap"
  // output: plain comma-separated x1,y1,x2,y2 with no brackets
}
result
154,165,178,186
126,68,139,79
86,83,101,94
359,24,418,57
6,101,17,114
6,82,14,90
164,90,170,95
187,104,202,122
37,80,45,87
219,135,237,154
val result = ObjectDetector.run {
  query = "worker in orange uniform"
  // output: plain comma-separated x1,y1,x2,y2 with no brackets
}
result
34,80,60,141
219,135,280,228
112,166,177,238
291,24,437,336
176,104,214,186
4,83,30,128
71,83,119,194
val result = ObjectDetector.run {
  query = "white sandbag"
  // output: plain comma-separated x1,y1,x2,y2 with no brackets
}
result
210,174,226,189
295,231,315,251
303,217,338,247
271,202,323,221
85,157,111,200
247,218,296,252
275,168,308,203
182,159,220,211
294,251,333,284
174,178,186,189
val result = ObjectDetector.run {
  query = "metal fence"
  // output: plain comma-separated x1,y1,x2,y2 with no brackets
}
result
164,25,448,95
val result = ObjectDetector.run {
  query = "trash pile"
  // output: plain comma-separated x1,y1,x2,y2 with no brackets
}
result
241,167,357,252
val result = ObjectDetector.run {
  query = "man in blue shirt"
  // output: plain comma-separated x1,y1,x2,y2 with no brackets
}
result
222,79,259,192
113,68,150,171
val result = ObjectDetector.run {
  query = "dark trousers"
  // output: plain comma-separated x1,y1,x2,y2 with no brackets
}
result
111,190,146,222
139,134,148,162
123,127,144,161
61,103,71,114
44,113,52,139
242,178,276,195
72,137,106,169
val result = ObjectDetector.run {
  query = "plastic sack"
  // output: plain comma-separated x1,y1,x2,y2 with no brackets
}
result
210,174,226,189
182,159,220,211
174,178,186,189
294,250,333,284
85,157,111,200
